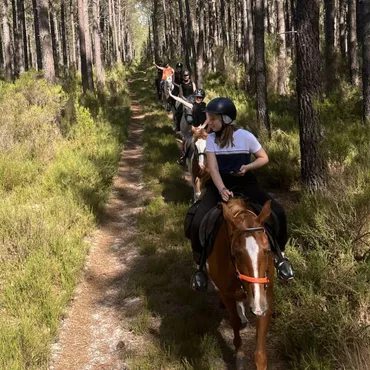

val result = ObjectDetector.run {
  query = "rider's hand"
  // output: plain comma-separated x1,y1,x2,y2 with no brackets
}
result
219,187,233,202
199,164,205,175
236,165,249,176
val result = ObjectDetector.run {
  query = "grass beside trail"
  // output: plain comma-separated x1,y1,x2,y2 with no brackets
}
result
0,68,131,370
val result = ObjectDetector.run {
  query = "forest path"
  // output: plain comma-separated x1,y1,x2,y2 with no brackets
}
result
49,95,148,370
49,76,287,370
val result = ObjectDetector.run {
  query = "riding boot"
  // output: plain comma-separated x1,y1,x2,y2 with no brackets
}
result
274,250,295,281
190,247,208,292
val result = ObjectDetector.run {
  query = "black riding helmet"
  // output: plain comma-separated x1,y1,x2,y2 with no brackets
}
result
176,62,183,68
164,62,170,67
204,97,237,123
194,88,206,98
183,70,190,77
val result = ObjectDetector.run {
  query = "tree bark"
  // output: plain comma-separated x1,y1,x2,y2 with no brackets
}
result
70,0,77,69
324,0,336,93
92,0,104,89
2,0,12,80
19,0,28,70
152,0,160,61
32,0,43,70
339,0,346,57
49,3,59,76
254,0,270,134
37,0,55,82
277,0,287,95
78,0,92,91
361,0,370,123
61,0,68,69
295,0,326,191
196,0,204,86
348,0,359,85
184,0,196,74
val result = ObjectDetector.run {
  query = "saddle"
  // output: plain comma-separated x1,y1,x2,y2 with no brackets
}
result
185,201,281,262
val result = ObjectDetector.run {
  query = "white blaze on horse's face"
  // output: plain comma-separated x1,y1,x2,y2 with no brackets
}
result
245,236,268,317
195,138,207,167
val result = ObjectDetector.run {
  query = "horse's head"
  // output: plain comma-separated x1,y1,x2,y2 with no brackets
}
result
222,199,273,317
191,127,208,168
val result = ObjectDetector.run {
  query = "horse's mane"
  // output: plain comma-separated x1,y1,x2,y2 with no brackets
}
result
227,198,253,219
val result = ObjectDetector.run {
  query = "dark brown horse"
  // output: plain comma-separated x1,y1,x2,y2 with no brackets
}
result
207,198,274,370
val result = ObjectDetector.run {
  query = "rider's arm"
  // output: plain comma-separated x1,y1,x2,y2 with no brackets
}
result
173,82,180,87
192,81,196,92
207,152,226,193
154,63,164,70
168,91,193,109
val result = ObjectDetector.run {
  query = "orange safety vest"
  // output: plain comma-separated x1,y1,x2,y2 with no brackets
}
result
162,67,174,80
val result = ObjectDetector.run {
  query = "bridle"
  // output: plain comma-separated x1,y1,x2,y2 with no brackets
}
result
228,209,271,288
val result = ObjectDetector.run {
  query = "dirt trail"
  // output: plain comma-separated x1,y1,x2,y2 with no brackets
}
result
50,85,287,370
50,98,147,370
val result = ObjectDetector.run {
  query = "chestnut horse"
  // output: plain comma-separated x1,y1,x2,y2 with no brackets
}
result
207,198,274,370
186,127,210,202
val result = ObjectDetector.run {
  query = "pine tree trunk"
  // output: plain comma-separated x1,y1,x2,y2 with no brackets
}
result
152,0,160,61
196,0,204,87
61,0,68,69
32,0,43,70
348,0,359,85
361,0,370,123
339,0,346,57
295,0,326,191
92,0,104,89
254,0,270,134
2,0,13,80
277,0,287,95
324,0,335,93
83,0,94,89
19,0,28,70
12,0,20,76
37,0,55,82
49,4,59,76
184,0,196,74
111,0,120,63
247,0,254,88
78,0,89,91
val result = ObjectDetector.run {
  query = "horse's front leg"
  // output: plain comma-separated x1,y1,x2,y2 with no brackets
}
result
220,294,245,369
254,312,271,370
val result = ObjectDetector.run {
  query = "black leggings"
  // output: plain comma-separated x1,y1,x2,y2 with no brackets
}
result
190,176,288,255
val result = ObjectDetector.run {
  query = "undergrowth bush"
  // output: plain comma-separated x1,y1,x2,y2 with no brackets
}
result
0,67,130,369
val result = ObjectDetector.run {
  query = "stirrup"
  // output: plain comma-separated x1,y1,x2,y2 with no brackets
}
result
190,269,208,292
274,253,295,282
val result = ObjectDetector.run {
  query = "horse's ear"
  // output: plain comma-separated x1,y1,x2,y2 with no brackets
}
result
221,202,243,228
256,200,272,225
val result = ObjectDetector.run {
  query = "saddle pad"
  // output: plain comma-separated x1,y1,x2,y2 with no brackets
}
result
199,204,224,257
184,200,201,240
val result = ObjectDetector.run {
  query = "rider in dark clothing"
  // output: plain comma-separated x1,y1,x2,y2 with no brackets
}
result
174,70,196,130
169,89,207,164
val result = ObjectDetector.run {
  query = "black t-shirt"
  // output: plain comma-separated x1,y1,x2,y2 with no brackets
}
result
192,102,206,127
181,80,194,97
174,71,182,84
157,67,163,79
